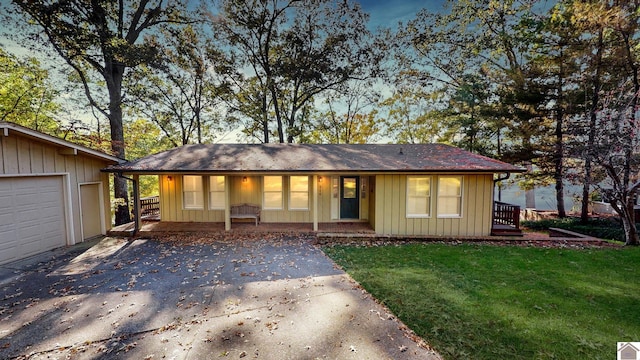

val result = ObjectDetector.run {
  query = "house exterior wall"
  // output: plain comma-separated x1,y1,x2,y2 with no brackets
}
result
373,174,494,236
0,131,112,243
161,174,319,223
160,174,225,222
157,173,495,236
159,174,373,223
368,176,376,229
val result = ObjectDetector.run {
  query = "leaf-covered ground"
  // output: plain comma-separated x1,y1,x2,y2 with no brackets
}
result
0,236,440,359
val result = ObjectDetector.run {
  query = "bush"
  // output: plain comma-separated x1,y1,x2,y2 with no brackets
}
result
522,217,627,242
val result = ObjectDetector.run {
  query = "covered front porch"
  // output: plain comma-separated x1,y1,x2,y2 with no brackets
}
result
125,173,373,235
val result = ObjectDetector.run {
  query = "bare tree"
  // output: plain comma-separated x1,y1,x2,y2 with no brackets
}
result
11,0,192,224
215,0,383,143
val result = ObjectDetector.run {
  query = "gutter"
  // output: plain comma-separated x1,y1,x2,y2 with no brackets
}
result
493,172,511,203
494,172,511,183
101,168,525,175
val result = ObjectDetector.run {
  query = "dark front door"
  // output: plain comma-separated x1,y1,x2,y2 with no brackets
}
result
340,176,359,219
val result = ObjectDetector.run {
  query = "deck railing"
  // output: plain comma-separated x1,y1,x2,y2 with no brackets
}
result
140,196,160,218
493,201,521,229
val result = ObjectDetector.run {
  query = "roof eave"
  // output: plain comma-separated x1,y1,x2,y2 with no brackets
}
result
1,122,123,164
102,167,525,174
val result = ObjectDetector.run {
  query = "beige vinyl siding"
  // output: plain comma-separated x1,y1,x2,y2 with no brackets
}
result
0,132,112,243
316,176,332,222
368,176,376,229
374,174,493,236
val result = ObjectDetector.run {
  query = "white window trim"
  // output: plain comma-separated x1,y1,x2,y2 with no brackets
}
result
208,175,226,210
183,175,204,210
263,175,283,210
406,175,431,218
289,176,310,211
437,176,463,218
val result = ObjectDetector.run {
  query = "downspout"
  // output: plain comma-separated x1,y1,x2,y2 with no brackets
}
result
494,172,511,202
492,172,511,233
118,173,140,236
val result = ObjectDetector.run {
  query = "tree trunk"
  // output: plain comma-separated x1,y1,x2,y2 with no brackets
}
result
581,30,603,224
554,54,566,218
554,120,566,217
497,127,502,201
195,78,203,144
269,85,285,143
621,201,639,246
261,92,269,143
623,32,639,212
106,62,130,226
286,105,299,144
581,161,592,223
622,33,639,245
524,161,536,210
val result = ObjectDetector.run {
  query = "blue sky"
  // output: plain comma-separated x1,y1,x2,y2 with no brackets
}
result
358,0,447,29
0,0,448,50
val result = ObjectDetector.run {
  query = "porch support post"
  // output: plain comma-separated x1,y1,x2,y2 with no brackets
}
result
133,174,141,233
224,175,231,231
313,175,318,231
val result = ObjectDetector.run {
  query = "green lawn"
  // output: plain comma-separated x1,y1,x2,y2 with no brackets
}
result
324,244,640,360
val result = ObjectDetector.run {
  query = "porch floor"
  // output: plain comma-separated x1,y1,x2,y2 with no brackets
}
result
109,220,375,237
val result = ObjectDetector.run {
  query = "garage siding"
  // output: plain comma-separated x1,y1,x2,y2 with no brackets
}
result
0,131,113,262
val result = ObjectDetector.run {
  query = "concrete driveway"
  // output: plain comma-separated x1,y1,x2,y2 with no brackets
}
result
0,236,441,359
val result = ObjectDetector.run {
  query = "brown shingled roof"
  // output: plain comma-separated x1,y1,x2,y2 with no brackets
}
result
104,143,523,173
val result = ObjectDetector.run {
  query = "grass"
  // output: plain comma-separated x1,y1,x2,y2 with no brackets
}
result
522,217,629,242
324,244,640,359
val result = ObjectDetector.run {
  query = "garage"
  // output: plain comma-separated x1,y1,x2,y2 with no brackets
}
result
1,122,119,265
0,176,68,265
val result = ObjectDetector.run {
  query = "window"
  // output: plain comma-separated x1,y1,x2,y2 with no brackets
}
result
289,176,309,210
343,178,357,199
438,176,462,217
263,176,283,209
209,176,225,209
407,176,431,217
183,175,203,209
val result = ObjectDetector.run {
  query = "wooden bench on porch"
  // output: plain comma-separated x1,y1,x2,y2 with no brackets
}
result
230,203,261,226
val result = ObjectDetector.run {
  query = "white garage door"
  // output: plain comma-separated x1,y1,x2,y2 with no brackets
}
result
0,176,67,265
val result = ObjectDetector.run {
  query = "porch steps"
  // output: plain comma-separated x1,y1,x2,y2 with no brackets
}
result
107,222,136,237
490,224,523,237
